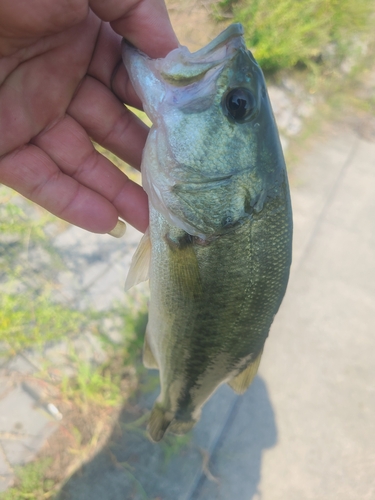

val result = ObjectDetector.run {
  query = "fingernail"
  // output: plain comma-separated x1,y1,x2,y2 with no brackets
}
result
108,219,126,238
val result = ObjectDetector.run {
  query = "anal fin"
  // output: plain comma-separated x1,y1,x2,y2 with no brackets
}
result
228,349,263,395
142,327,159,369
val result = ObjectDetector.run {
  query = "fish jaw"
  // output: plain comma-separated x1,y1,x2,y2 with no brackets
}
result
123,26,287,240
122,24,250,239
122,23,245,122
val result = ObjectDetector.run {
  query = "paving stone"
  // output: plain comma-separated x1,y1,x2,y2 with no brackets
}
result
285,115,302,136
268,84,312,137
57,384,241,500
57,381,270,500
71,332,107,366
0,376,13,399
78,260,131,311
0,385,54,436
1,429,57,467
53,224,142,311
191,378,276,500
0,445,14,493
0,475,14,493
297,100,314,118
0,344,11,369
24,342,69,373
100,318,124,345
0,447,12,477
250,131,375,500
0,384,58,470
279,134,289,152
22,331,109,380
5,355,37,375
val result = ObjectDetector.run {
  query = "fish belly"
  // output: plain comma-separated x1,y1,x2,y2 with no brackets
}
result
146,188,291,441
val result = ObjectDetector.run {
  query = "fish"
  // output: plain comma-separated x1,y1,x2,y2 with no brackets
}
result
122,23,293,442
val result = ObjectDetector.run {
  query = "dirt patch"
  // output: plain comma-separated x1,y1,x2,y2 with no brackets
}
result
22,363,139,495
166,0,227,51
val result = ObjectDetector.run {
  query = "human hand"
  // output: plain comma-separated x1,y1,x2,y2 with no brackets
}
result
0,0,178,234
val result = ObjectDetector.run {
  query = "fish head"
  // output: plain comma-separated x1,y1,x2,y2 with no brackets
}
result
123,24,287,238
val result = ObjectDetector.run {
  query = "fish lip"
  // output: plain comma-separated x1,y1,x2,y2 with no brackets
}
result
158,24,246,86
190,23,244,59
122,23,244,61
122,24,246,91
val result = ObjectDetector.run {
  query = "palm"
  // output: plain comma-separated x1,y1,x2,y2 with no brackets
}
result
0,0,178,233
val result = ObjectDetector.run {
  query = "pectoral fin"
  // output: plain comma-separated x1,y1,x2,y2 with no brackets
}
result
125,228,151,290
228,349,263,395
165,231,202,298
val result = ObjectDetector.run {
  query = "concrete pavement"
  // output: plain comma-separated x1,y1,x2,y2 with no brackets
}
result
0,223,145,494
54,119,375,500
258,122,375,500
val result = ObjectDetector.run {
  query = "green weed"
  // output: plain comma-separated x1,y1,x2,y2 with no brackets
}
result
160,433,192,468
215,0,374,73
61,356,122,408
0,293,89,355
0,458,54,500
0,187,91,356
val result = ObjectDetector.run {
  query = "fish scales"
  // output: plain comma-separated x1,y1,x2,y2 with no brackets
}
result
123,23,293,442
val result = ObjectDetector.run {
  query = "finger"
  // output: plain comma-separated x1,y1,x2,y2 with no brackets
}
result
89,0,178,57
32,114,149,231
86,21,142,107
0,0,89,49
0,12,99,157
0,144,119,233
111,61,143,107
68,75,148,169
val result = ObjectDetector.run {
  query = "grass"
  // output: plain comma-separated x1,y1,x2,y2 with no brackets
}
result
0,459,54,500
211,0,375,170
215,0,375,74
159,433,192,469
60,357,123,408
0,185,152,497
0,292,89,354
0,305,149,500
0,188,91,356
0,302,192,500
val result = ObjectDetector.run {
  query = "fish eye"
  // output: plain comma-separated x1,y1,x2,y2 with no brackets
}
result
223,88,256,122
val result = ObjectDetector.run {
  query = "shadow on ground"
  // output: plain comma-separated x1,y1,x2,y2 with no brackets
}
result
56,374,276,500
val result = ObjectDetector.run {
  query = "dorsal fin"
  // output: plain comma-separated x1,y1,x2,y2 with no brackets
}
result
125,228,151,290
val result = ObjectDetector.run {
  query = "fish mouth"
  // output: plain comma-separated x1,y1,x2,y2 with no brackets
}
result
191,23,244,59
160,23,245,86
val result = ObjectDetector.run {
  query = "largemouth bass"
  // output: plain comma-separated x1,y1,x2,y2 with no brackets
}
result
122,24,292,442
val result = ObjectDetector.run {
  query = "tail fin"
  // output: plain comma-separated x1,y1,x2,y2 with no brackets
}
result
147,405,197,441
168,418,196,436
147,405,173,442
